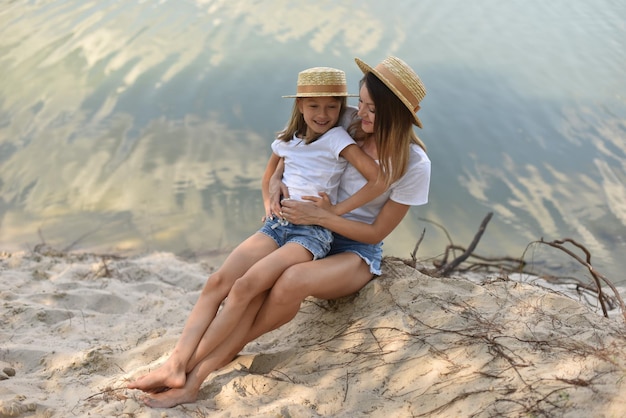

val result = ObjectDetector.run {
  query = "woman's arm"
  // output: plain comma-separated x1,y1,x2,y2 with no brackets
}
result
330,144,386,216
280,197,410,244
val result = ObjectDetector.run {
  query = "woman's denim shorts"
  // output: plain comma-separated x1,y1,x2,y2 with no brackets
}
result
259,218,333,260
327,233,383,275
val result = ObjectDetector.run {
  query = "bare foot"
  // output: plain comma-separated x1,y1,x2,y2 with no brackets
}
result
127,361,186,392
142,386,199,408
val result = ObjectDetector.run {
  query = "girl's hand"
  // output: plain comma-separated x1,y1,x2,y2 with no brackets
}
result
261,208,273,223
301,192,333,211
269,179,289,218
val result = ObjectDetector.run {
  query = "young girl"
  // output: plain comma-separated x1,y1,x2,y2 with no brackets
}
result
128,66,384,393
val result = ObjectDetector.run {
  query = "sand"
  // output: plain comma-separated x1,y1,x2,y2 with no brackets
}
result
1,247,625,417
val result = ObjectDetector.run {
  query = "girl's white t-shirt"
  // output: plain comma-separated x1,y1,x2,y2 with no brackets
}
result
271,127,356,204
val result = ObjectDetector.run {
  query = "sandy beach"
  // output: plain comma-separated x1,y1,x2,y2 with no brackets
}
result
1,247,625,417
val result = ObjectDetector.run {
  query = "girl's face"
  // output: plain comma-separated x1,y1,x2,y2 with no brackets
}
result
297,96,342,138
357,83,376,134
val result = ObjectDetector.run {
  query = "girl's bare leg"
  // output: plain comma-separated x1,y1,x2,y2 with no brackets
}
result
142,292,268,408
142,253,373,408
127,233,278,392
185,242,313,370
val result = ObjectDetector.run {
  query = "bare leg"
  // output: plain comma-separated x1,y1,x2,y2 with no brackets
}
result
141,252,373,407
141,292,268,408
185,242,313,371
249,252,372,338
127,233,278,392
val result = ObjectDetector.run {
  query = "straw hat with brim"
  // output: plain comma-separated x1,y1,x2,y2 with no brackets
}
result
283,67,357,98
355,56,426,128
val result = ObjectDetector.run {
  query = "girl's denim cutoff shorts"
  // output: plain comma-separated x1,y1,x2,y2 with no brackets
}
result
328,233,383,275
259,218,333,260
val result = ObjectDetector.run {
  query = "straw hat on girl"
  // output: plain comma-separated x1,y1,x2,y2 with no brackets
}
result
355,56,426,128
283,67,357,98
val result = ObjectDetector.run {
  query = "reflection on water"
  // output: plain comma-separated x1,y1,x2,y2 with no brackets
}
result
1,0,625,285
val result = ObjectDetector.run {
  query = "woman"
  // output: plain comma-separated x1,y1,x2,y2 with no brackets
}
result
127,65,381,393
132,56,431,408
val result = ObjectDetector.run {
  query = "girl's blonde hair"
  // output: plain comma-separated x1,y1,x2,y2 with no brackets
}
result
350,73,426,187
277,96,348,144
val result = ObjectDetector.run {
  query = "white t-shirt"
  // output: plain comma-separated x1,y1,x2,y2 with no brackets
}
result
337,143,431,224
338,106,431,224
271,127,356,204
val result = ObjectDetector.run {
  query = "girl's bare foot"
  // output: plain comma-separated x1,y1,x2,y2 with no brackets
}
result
141,386,199,408
127,361,186,392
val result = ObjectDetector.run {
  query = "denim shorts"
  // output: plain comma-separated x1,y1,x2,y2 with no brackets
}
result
259,218,333,260
327,233,383,275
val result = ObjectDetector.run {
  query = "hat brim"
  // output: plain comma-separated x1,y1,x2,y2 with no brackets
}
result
355,57,423,128
282,93,359,98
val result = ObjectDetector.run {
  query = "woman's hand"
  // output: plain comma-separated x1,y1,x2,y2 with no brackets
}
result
280,196,331,226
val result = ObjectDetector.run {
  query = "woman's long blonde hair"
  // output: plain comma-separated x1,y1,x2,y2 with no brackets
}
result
276,97,348,144
350,72,426,187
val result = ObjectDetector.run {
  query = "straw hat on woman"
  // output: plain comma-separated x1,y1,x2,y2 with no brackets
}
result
355,56,427,128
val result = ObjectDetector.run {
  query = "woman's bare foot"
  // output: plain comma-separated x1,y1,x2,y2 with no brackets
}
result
141,386,199,408
127,361,187,392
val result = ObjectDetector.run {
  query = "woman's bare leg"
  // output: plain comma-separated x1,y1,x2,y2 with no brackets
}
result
127,233,278,392
249,252,373,339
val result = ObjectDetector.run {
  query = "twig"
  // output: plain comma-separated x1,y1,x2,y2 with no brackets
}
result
83,386,126,401
418,217,455,246
343,370,349,403
436,212,493,276
409,228,426,267
526,238,626,322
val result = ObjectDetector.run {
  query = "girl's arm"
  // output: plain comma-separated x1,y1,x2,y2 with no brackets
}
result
330,144,386,216
268,158,288,217
261,153,282,220
280,197,410,244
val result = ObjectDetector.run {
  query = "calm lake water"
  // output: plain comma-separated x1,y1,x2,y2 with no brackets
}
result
1,0,625,285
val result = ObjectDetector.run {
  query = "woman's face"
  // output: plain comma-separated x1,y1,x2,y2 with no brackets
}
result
357,83,376,134
297,96,342,138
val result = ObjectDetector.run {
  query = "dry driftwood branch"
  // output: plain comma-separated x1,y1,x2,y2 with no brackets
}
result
537,274,619,311
436,212,493,276
418,217,460,261
414,213,625,322
525,238,626,322
409,228,426,268
433,244,525,273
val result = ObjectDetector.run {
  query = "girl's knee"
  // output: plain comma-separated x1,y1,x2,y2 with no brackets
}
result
271,267,304,304
202,271,232,296
279,266,300,286
228,277,258,305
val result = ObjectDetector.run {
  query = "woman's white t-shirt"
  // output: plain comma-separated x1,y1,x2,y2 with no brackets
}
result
337,143,431,224
338,106,431,224
271,127,356,204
